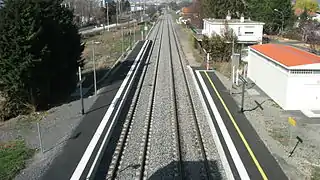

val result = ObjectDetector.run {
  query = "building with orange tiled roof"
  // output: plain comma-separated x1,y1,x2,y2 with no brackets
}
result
294,8,317,17
180,0,201,28
247,44,320,112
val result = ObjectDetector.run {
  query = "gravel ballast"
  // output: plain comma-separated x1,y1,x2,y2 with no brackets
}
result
146,17,176,179
169,21,205,179
106,14,227,180
113,21,162,180
170,16,227,179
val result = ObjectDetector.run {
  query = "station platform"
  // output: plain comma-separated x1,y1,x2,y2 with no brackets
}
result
191,69,288,180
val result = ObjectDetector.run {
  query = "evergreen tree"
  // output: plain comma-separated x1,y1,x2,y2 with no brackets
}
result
0,0,84,120
102,1,117,24
247,0,295,34
201,0,246,19
124,0,130,12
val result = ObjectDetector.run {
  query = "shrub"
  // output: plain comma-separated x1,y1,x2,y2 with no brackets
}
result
282,29,302,41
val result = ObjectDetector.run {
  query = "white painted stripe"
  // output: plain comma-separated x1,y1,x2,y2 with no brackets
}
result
70,41,149,180
196,70,216,72
146,21,156,39
187,66,235,180
85,41,151,179
195,70,250,180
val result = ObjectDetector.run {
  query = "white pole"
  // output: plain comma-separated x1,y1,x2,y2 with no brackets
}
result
107,2,109,31
92,42,97,95
133,21,136,43
116,0,119,28
129,29,132,49
206,53,210,70
78,66,84,115
121,26,124,55
144,0,146,16
141,30,144,40
236,69,239,86
37,122,44,153
139,0,141,16
244,64,248,79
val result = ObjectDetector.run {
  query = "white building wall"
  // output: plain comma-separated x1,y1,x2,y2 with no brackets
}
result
286,74,320,110
248,50,289,109
202,20,264,43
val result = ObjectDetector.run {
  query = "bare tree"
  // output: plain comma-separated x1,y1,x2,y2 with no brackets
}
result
300,20,320,53
63,0,101,26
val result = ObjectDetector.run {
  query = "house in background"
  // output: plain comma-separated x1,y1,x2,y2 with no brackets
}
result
180,0,201,28
313,11,320,22
295,8,318,18
247,43,320,117
202,13,265,45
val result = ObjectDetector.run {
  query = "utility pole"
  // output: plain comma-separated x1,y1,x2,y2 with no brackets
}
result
120,0,123,55
116,0,119,28
144,0,146,16
239,75,247,113
102,0,105,31
133,21,136,43
129,9,132,48
78,67,85,115
121,26,124,55
107,2,109,31
133,2,136,44
143,0,146,40
230,37,235,94
140,0,142,22
92,41,97,96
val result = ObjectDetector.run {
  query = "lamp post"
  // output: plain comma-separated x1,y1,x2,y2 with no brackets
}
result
107,2,110,31
203,48,211,70
116,0,119,29
92,41,101,95
225,37,236,94
274,9,284,34
121,26,124,55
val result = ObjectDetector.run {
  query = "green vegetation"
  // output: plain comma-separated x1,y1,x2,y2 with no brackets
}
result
0,140,35,180
0,0,84,120
312,166,320,180
247,0,295,34
295,0,319,13
202,22,240,63
201,0,246,19
200,0,295,34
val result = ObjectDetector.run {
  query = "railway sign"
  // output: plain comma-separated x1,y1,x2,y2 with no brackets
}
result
288,117,296,126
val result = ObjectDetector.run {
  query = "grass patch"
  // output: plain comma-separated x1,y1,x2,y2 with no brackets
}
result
0,140,35,180
312,166,320,180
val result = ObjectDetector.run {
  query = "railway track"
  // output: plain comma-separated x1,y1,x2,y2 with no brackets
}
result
167,15,212,179
105,16,164,180
105,14,213,180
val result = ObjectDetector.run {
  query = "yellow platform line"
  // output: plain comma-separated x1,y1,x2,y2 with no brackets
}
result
204,71,268,180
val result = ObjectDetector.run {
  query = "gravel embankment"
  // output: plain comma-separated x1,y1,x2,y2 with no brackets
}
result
214,71,320,179
146,17,176,179
170,16,227,179
114,21,161,180
1,96,98,180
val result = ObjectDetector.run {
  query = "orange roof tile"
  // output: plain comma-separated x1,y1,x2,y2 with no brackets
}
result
250,44,320,67
295,8,317,17
182,7,193,13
